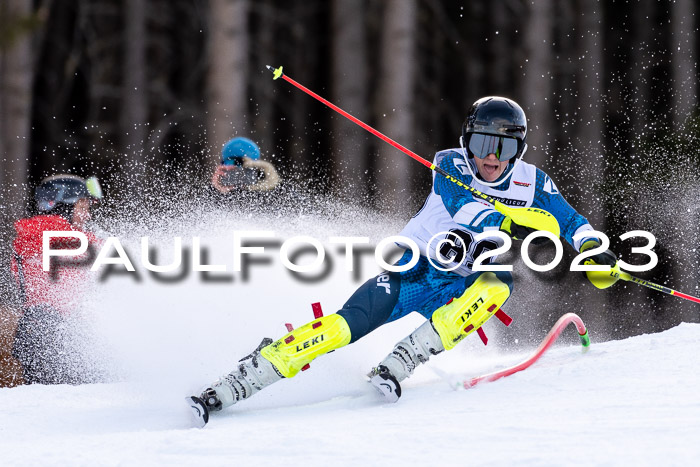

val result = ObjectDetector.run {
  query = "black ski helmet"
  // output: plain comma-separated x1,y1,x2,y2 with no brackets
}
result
35,174,102,214
462,96,527,161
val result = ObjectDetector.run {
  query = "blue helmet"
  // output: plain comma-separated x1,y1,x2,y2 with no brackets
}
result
221,137,260,165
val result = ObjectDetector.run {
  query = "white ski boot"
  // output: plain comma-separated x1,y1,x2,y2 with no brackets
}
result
369,319,445,402
199,338,284,412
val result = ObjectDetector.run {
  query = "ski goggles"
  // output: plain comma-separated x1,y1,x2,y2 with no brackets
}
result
35,176,103,211
468,133,519,161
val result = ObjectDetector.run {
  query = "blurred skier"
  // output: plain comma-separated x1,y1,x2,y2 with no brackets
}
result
190,97,617,421
11,174,103,384
210,137,280,194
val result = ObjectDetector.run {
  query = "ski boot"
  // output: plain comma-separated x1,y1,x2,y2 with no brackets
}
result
196,338,284,416
368,365,402,403
187,395,210,428
369,318,445,402
369,271,511,402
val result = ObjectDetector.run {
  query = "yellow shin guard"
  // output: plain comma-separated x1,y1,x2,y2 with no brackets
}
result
260,314,352,378
431,272,511,350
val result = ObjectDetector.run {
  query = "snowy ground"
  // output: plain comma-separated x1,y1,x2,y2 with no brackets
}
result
1,209,698,466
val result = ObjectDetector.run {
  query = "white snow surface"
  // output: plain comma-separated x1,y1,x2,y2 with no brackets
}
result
1,209,699,466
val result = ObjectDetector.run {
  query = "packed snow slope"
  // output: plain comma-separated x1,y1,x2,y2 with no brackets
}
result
1,323,698,466
1,207,698,466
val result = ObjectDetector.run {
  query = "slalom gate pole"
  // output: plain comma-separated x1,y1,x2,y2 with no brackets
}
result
618,271,700,304
462,313,590,389
265,65,560,237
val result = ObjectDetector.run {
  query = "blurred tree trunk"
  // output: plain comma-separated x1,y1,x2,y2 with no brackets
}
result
487,0,509,94
420,0,460,154
252,0,276,159
121,0,148,185
552,0,576,160
0,0,34,223
0,0,36,310
629,0,654,138
572,0,609,329
522,0,553,167
464,2,485,100
671,0,696,128
288,1,315,178
331,0,369,201
0,0,35,309
669,0,697,326
375,0,417,214
573,0,604,230
207,0,249,165
81,2,123,181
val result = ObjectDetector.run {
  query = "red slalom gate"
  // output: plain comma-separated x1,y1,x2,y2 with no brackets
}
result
463,312,590,389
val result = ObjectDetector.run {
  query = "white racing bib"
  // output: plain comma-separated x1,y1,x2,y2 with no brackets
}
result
397,150,538,276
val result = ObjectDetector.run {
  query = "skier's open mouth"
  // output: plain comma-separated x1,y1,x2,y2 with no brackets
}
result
483,163,499,173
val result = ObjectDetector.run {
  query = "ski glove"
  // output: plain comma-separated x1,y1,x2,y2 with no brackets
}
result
581,240,621,289
579,240,617,267
500,216,537,241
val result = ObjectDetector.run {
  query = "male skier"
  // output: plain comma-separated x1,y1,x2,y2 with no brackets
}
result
189,96,616,423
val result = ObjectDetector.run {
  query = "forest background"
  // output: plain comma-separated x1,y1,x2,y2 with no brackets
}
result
1,0,699,339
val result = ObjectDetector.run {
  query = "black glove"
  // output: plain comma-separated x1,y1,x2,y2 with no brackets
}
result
500,216,537,241
580,240,617,267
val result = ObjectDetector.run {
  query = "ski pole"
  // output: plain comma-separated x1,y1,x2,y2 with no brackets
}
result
619,270,700,304
266,65,560,237
588,263,700,304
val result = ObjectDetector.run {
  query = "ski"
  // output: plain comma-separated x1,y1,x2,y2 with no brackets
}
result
186,396,209,428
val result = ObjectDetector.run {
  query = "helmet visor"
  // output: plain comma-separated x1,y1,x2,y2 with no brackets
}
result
468,133,519,161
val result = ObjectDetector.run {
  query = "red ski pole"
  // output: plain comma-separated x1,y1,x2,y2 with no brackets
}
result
266,65,560,237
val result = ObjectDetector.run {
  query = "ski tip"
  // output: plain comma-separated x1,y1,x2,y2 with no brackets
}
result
265,65,283,80
186,396,209,428
369,372,402,403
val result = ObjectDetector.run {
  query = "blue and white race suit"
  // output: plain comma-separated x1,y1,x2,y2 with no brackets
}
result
336,149,599,341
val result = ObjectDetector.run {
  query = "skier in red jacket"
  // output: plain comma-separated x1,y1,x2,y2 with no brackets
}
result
11,174,103,384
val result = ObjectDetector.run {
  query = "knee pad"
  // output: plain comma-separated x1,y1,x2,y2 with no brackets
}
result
431,272,511,350
260,314,352,378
